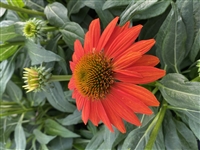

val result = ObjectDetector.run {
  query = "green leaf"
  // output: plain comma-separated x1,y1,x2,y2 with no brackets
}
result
44,119,80,138
139,9,170,40
33,129,56,145
60,22,84,46
0,45,18,61
120,0,171,25
121,123,150,149
5,80,22,102
58,109,82,126
0,22,19,42
67,0,85,16
14,119,26,150
175,119,198,149
189,29,200,61
83,0,114,28
164,112,198,149
157,73,200,111
0,59,15,99
44,82,76,113
48,137,73,150
25,40,62,65
85,127,104,150
44,2,69,27
177,0,194,57
102,0,131,10
156,2,187,72
189,119,200,140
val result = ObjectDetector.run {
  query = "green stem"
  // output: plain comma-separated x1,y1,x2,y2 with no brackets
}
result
41,26,58,32
0,2,45,16
49,75,72,82
144,100,168,150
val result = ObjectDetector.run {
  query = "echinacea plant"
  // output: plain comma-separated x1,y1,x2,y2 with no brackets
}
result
0,1,200,150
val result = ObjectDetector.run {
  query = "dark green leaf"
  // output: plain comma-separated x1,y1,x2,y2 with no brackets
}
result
33,129,56,145
102,0,131,10
0,45,18,61
175,119,197,149
25,40,62,65
164,112,198,149
45,82,76,113
44,2,69,27
67,0,85,16
14,120,26,150
189,29,200,62
44,119,80,138
83,0,114,28
6,80,22,102
120,0,171,24
58,109,82,126
157,73,200,111
0,59,15,99
177,0,194,57
48,136,73,150
85,127,104,150
156,2,187,72
189,119,200,140
60,22,84,46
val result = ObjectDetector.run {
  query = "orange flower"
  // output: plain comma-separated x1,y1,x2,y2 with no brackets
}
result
69,17,165,133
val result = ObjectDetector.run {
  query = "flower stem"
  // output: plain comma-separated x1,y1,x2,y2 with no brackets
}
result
41,26,58,32
0,2,45,16
144,100,168,150
49,75,72,82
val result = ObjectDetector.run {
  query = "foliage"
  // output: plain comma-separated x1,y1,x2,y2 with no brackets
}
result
0,0,200,150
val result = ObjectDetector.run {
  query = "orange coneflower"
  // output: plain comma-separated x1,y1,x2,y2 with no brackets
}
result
69,17,166,133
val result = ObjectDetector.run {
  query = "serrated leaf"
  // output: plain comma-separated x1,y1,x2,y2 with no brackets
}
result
156,2,187,72
102,0,131,10
60,22,84,46
44,82,76,113
14,120,26,150
58,109,82,126
44,119,80,138
0,45,18,61
157,73,200,111
33,129,56,145
44,2,69,28
25,40,62,65
0,59,15,99
6,80,22,102
120,0,171,24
